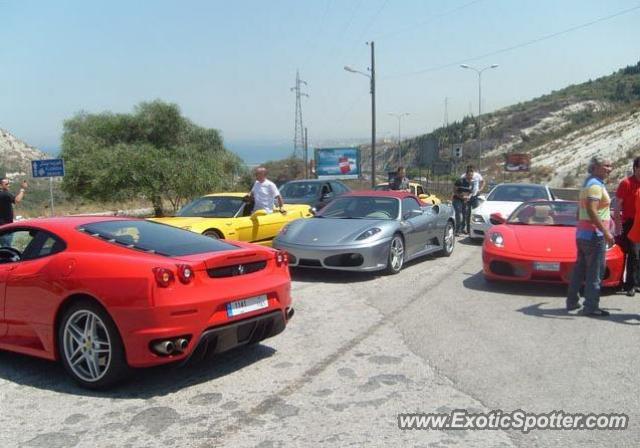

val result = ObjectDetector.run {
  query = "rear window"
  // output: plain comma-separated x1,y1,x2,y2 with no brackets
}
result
79,220,237,257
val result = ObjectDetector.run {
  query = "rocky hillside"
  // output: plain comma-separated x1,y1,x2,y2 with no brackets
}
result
0,128,49,178
383,60,640,188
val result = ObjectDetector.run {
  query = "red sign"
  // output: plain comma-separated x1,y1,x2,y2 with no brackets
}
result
504,153,531,172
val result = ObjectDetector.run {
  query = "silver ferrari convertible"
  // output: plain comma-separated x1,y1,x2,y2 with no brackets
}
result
273,190,455,274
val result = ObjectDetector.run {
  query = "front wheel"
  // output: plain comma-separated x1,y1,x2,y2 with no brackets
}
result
203,229,221,239
439,221,455,257
384,235,405,275
58,301,129,389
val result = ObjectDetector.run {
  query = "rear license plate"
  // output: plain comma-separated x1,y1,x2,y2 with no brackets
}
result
226,295,268,317
533,262,560,272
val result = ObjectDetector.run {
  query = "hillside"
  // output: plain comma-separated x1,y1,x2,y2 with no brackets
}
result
382,60,640,188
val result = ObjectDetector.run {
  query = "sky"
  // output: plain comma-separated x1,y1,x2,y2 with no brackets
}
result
1,0,639,163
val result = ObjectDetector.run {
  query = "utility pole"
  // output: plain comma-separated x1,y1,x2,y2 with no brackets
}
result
290,70,308,159
304,127,308,178
370,41,376,188
444,97,449,127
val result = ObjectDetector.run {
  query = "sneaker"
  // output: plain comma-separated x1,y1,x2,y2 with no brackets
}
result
566,302,582,311
635,286,640,293
582,308,610,317
626,288,636,297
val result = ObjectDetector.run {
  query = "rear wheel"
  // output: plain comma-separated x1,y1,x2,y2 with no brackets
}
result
384,235,405,275
203,229,222,239
58,300,129,389
439,220,455,257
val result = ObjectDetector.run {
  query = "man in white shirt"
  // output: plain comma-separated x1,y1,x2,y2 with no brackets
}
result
248,167,285,213
461,165,485,196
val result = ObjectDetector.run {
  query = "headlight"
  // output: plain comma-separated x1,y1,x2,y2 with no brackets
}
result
489,232,504,247
472,214,485,224
356,227,381,240
181,225,192,230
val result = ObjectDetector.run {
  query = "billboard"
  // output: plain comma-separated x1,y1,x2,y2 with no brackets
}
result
314,147,360,179
504,153,531,172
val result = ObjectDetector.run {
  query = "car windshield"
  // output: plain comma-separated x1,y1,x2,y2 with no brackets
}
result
280,182,320,199
507,201,578,226
487,185,548,202
318,196,399,220
177,196,244,218
79,220,237,256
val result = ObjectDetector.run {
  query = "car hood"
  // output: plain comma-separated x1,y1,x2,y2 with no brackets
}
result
511,225,575,257
280,217,392,246
476,201,522,219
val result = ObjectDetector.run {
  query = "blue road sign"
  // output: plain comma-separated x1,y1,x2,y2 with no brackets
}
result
32,159,65,178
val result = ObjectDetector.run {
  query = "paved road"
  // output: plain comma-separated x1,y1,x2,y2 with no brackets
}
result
0,237,638,447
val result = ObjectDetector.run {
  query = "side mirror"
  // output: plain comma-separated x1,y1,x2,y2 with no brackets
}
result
489,212,506,225
431,204,440,215
321,192,334,201
251,209,268,218
403,209,424,220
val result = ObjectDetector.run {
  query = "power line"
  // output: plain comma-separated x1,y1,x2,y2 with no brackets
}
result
382,4,640,81
375,0,484,40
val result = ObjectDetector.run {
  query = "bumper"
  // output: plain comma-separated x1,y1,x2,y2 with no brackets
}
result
185,309,290,363
470,220,490,240
110,275,292,368
274,237,391,272
482,247,624,287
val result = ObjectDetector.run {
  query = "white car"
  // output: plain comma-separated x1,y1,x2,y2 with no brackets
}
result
469,183,555,241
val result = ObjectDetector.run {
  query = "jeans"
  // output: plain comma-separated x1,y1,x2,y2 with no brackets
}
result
452,198,467,233
567,237,606,312
621,219,639,290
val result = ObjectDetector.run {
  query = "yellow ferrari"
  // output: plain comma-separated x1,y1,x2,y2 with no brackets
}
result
150,193,313,246
374,182,441,205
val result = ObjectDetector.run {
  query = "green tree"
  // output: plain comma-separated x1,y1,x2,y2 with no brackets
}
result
60,100,244,215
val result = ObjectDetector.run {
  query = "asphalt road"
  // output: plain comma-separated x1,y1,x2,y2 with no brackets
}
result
0,237,638,447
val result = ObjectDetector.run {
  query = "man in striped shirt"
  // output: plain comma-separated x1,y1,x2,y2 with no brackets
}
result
566,156,614,317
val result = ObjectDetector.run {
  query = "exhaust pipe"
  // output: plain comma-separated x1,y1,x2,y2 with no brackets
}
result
175,338,189,352
286,307,295,320
153,340,176,356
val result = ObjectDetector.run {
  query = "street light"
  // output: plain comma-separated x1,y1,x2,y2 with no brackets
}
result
388,112,409,167
460,63,498,168
344,41,376,188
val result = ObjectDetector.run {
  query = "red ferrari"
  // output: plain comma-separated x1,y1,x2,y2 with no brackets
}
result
482,201,624,286
0,217,293,389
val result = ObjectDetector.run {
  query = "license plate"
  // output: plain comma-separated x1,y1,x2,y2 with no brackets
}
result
226,295,268,317
533,262,560,272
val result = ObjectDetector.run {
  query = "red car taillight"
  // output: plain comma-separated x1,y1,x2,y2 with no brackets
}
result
177,264,195,284
275,250,288,267
153,267,175,288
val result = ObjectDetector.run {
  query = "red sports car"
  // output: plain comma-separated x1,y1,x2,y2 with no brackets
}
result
0,217,293,389
482,201,624,286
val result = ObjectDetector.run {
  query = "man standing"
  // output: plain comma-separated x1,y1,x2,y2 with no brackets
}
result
452,169,473,235
615,157,640,296
566,156,614,317
248,167,285,214
390,166,409,191
0,178,28,225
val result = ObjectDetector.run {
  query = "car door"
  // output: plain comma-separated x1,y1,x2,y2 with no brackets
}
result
401,198,430,256
4,230,67,346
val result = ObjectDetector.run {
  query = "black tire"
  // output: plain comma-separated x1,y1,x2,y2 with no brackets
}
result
203,229,222,239
439,220,455,257
58,300,129,389
384,234,405,275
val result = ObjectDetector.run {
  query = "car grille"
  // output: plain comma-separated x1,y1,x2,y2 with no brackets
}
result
207,260,267,278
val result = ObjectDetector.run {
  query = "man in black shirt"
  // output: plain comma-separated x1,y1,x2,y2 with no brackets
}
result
0,178,28,225
452,169,473,235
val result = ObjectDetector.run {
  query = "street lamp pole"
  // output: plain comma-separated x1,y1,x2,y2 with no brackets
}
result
460,64,498,169
388,112,409,167
345,41,377,188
